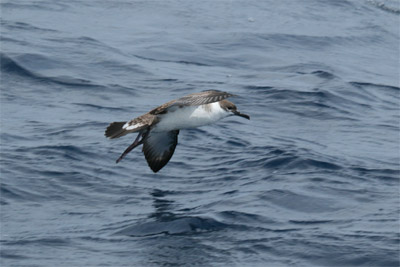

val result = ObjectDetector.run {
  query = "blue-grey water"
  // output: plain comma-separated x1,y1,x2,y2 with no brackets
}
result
1,0,399,266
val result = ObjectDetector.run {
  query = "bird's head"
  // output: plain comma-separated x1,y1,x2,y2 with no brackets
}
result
219,100,250,120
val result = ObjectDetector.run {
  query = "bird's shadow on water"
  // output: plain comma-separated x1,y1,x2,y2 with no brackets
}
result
113,189,230,265
114,189,227,237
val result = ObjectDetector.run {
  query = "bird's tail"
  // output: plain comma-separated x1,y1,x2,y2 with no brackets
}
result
105,121,128,139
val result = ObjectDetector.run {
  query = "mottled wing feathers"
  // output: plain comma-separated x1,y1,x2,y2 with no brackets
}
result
142,130,179,173
173,90,235,106
122,113,156,131
150,90,235,115
105,113,156,139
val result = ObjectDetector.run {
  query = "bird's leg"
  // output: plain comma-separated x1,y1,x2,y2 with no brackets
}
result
116,131,144,163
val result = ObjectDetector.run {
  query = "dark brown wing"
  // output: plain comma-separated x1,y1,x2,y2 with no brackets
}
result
149,100,176,115
105,121,128,139
150,90,235,115
142,130,179,173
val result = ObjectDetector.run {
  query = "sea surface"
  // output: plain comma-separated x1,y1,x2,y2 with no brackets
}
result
1,0,399,266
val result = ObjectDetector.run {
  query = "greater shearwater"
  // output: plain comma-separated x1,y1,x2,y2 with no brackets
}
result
105,90,250,173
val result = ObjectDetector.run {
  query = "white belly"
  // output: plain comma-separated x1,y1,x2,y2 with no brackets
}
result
153,102,227,132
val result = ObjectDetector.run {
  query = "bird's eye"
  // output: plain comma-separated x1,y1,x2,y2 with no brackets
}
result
227,106,233,110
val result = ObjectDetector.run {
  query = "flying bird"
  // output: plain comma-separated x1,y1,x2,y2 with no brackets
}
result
105,90,250,172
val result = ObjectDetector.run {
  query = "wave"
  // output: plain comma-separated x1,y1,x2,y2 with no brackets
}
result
1,237,71,246
367,0,400,14
349,81,400,91
1,53,101,88
133,54,212,67
350,167,400,182
259,189,340,213
15,145,99,163
1,20,59,33
216,210,277,225
1,53,39,80
113,216,228,236
0,2,69,12
72,103,130,112
0,183,48,203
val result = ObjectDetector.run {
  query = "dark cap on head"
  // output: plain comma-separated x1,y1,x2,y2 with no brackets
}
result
219,100,250,120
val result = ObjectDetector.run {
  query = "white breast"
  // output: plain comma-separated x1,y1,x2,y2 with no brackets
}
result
153,102,228,132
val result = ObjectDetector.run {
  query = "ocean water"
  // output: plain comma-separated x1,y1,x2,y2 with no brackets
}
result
1,0,399,266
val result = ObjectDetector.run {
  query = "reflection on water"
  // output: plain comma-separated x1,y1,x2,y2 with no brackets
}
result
115,189,227,236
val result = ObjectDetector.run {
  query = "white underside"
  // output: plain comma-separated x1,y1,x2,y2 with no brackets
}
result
153,102,229,132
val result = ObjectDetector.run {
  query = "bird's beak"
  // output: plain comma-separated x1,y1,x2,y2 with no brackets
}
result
233,111,250,120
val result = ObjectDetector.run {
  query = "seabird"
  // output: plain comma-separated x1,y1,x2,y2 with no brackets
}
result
105,90,250,173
